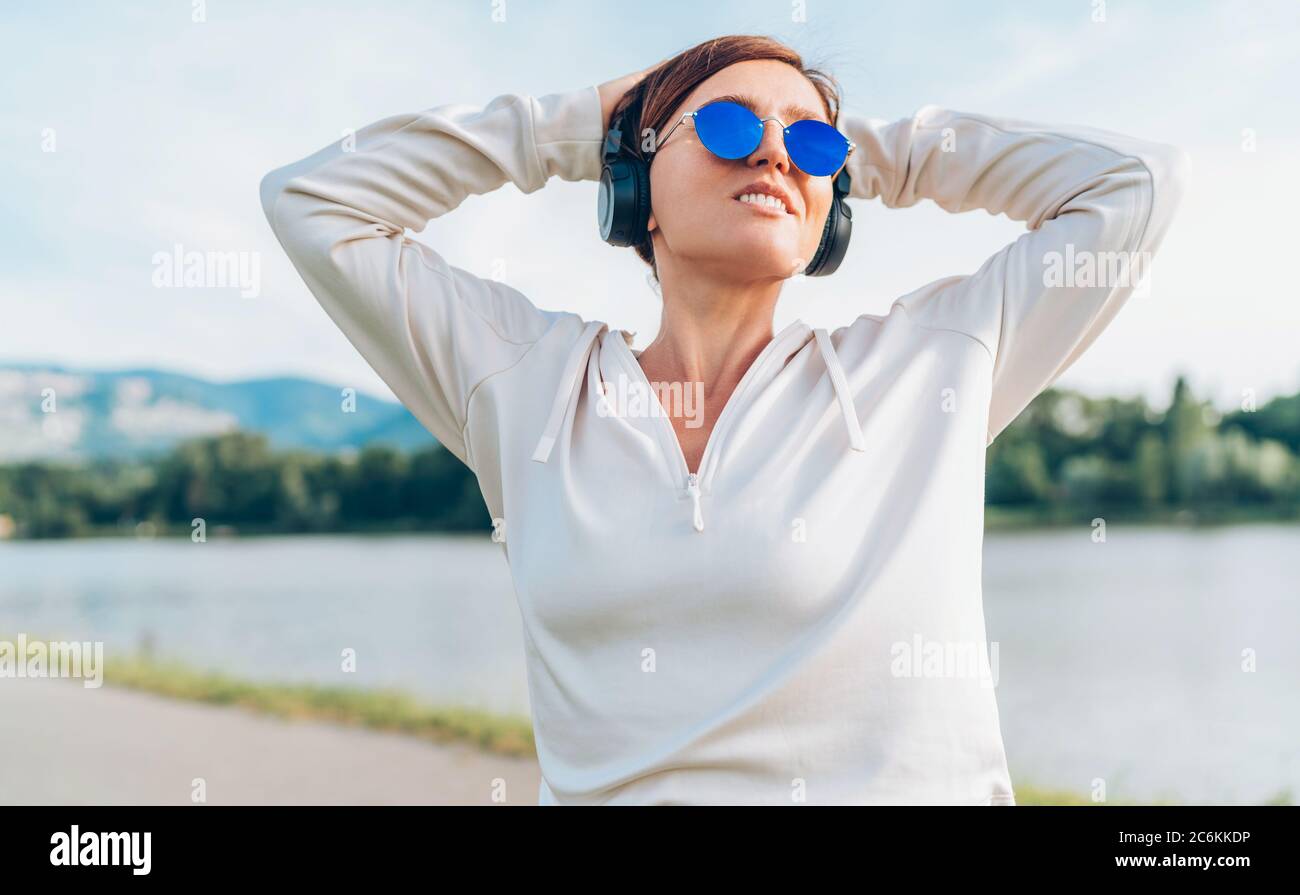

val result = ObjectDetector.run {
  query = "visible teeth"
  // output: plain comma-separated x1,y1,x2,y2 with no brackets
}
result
738,193,787,213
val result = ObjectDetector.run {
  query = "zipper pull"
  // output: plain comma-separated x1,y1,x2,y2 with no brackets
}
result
685,472,704,532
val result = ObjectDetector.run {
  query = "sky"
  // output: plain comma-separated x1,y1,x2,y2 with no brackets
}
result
2,0,1298,409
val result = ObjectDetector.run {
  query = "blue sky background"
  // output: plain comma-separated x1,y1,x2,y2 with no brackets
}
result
3,0,1297,407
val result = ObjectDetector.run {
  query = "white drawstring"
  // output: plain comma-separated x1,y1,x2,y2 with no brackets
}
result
532,320,606,464
813,327,866,452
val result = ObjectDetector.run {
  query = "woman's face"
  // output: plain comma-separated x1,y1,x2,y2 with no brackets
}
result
646,59,840,284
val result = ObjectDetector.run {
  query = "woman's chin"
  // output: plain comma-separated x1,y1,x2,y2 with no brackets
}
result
716,237,807,279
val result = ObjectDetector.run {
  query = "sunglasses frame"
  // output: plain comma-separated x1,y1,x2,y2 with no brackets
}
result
651,99,856,176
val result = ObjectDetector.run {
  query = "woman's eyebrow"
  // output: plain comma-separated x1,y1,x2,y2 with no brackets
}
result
706,92,829,124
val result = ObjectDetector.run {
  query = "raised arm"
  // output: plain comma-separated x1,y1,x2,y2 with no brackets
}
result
840,104,1191,442
258,85,605,466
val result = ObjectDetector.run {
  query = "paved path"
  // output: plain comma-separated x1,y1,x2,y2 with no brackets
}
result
0,679,541,805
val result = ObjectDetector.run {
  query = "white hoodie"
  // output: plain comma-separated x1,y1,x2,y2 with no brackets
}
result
260,84,1189,805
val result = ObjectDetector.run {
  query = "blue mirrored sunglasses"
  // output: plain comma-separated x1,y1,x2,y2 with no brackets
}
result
653,99,855,177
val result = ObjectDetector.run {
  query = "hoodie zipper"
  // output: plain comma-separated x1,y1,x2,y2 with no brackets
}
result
685,472,704,532
613,321,810,535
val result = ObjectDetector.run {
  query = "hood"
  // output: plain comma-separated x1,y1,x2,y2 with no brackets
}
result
531,320,865,467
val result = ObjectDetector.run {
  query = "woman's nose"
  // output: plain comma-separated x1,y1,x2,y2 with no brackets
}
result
747,119,791,171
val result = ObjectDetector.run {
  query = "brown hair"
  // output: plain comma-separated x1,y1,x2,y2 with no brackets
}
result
610,35,844,281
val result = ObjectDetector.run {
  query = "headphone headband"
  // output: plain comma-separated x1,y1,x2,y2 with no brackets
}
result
602,114,626,164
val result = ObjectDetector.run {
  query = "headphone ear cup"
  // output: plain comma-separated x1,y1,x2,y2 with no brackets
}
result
805,203,836,276
631,158,651,243
598,157,652,247
804,187,853,277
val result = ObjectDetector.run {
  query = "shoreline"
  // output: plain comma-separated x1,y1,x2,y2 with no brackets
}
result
1,511,1296,543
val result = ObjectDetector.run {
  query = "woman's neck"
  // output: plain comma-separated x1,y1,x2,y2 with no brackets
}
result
635,274,783,391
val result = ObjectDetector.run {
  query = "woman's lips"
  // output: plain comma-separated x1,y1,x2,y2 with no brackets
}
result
733,196,792,218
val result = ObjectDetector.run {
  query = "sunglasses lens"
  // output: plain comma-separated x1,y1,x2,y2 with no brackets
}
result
693,101,762,159
785,119,850,176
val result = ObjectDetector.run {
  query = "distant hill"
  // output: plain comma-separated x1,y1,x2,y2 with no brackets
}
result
0,363,436,461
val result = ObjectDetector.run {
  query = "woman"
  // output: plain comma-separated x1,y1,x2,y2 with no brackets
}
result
260,35,1189,805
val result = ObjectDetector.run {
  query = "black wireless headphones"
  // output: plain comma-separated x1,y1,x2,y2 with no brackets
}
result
597,106,853,277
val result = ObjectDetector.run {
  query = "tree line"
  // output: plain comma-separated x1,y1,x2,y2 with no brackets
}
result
1,376,1296,539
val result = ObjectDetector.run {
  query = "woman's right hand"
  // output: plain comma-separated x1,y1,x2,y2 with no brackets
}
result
596,61,664,133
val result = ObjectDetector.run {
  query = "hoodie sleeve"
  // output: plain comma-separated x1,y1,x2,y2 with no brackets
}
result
259,85,606,466
840,104,1191,443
